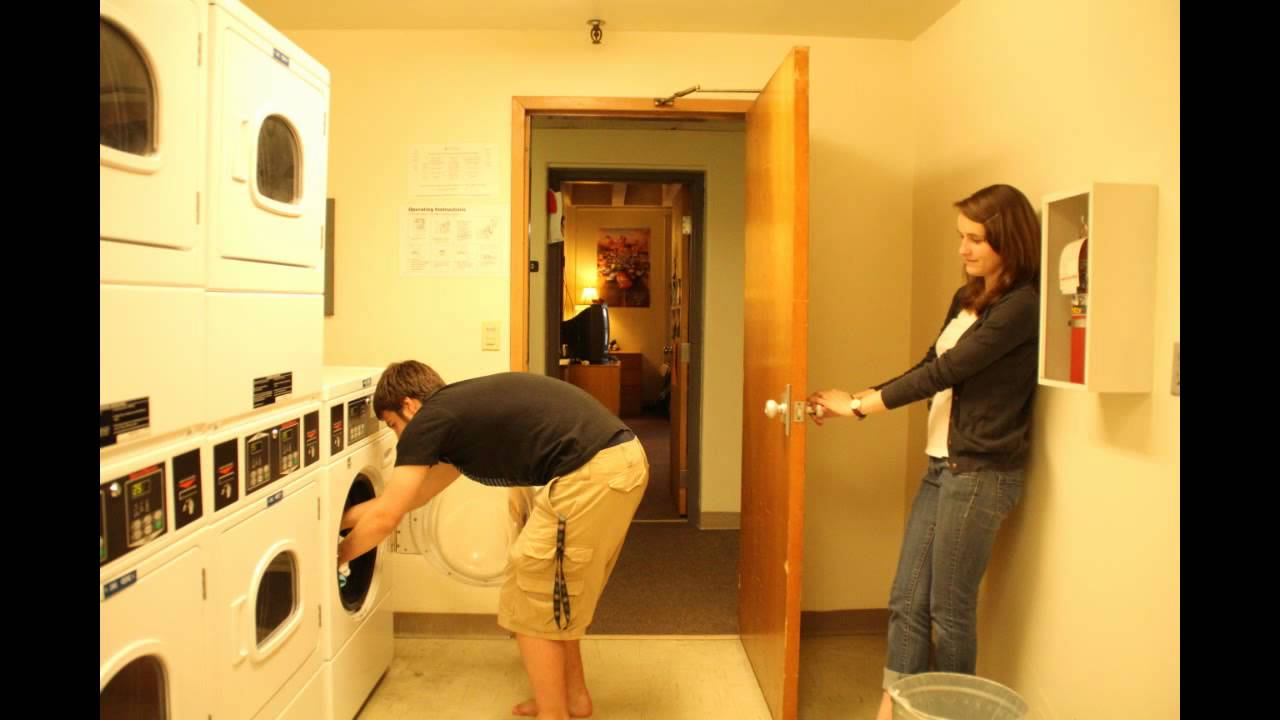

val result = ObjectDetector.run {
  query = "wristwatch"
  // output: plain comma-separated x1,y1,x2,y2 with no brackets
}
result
849,396,867,420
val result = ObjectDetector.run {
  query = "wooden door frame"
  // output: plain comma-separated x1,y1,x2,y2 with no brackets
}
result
508,97,753,372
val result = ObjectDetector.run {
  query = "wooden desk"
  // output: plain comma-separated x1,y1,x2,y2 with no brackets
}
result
560,362,621,416
613,352,644,417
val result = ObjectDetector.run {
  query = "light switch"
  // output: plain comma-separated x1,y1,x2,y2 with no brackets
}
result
482,321,500,351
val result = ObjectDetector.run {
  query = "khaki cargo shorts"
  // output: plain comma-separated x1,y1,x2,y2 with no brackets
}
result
498,436,648,640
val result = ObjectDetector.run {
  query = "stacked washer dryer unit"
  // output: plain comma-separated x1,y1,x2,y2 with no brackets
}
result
101,0,333,716
100,2,214,718
319,367,396,720
202,0,332,717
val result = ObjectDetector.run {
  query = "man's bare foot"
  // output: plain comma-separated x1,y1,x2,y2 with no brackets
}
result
512,694,593,718
875,689,894,720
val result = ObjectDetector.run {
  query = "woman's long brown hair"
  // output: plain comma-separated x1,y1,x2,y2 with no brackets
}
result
954,184,1041,313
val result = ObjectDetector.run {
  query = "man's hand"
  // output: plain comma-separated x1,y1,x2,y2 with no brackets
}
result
340,501,371,531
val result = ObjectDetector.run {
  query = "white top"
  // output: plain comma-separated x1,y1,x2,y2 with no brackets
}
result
926,309,979,459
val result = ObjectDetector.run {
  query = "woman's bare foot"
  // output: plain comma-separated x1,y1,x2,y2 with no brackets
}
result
512,694,593,718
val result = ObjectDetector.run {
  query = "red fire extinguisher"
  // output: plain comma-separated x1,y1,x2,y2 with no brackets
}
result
1069,218,1088,384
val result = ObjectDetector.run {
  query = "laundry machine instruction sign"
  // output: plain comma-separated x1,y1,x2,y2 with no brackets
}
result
99,397,150,448
253,372,294,409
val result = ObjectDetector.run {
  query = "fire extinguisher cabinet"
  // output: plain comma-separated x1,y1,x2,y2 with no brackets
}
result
1038,183,1158,393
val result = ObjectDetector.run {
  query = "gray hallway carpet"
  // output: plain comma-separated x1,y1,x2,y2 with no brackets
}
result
588,522,739,635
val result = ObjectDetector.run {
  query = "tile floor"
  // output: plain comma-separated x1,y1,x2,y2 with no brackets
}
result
355,633,887,719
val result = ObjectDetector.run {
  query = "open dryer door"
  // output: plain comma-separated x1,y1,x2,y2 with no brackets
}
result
408,478,526,587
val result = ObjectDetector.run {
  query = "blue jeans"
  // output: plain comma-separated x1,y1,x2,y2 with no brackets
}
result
883,456,1023,689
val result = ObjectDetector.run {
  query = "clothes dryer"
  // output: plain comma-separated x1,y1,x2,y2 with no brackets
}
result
205,0,329,295
100,0,206,288
395,479,526,613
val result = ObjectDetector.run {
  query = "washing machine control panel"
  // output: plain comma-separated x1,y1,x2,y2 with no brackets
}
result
347,396,380,445
244,416,305,496
99,464,167,566
245,430,272,495
274,419,301,478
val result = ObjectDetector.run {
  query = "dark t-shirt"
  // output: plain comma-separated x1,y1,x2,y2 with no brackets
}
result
394,372,629,487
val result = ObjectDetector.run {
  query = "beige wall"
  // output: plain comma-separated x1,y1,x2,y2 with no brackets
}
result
298,28,917,578
567,207,669,402
527,126,748,516
910,0,1179,717
802,41,917,611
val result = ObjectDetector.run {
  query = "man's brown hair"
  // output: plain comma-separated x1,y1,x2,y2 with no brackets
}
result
373,360,446,419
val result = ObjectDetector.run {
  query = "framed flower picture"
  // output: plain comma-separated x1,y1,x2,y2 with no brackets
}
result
597,228,651,307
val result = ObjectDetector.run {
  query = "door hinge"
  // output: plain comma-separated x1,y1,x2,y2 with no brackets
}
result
197,34,203,66
201,568,207,600
319,604,323,627
317,498,321,519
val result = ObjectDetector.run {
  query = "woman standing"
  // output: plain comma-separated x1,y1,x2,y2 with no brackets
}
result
806,184,1041,720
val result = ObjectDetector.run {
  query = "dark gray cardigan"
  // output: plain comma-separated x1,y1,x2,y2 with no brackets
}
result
875,282,1040,473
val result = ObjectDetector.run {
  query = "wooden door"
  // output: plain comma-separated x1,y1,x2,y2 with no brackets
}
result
739,46,809,720
668,185,690,515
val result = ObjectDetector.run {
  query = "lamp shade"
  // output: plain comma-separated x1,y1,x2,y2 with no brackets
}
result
580,287,599,303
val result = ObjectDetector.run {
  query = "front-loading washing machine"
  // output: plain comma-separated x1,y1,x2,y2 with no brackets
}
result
320,366,388,466
100,431,212,719
321,434,395,720
100,0,206,288
205,462,324,719
202,400,324,719
204,400,322,525
100,526,209,720
101,431,212,575
205,0,329,295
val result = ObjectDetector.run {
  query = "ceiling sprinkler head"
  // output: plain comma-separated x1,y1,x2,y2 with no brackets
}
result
588,19,605,44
